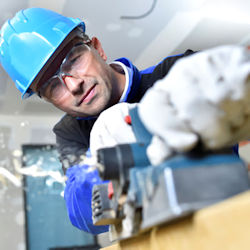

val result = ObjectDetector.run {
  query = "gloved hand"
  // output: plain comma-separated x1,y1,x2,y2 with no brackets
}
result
64,164,109,234
139,44,250,162
90,103,137,155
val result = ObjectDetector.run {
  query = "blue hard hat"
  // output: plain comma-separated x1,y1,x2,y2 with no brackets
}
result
0,8,85,99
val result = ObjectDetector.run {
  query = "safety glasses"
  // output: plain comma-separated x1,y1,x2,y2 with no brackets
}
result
38,42,91,101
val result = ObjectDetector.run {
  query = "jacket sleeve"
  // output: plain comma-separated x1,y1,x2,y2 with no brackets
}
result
149,49,196,80
53,114,95,173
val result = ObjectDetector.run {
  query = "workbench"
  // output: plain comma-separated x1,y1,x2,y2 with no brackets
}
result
102,190,250,250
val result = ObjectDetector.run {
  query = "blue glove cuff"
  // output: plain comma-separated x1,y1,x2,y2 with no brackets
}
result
64,164,109,234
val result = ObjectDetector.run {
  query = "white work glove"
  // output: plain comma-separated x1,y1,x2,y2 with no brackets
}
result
90,103,137,155
89,102,174,166
139,45,250,165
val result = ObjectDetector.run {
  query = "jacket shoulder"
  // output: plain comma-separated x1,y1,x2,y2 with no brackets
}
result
136,50,195,100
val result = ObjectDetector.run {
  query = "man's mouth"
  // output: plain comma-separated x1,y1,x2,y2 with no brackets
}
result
78,84,97,105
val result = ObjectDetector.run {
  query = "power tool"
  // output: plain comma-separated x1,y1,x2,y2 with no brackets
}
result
91,106,250,240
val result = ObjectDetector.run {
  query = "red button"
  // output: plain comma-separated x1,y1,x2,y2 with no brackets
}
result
108,181,114,199
124,115,132,125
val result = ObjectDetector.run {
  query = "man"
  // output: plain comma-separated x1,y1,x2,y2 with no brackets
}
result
0,7,194,234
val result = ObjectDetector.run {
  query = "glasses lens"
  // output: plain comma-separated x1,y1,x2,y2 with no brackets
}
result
38,43,89,100
61,43,89,75
39,76,64,100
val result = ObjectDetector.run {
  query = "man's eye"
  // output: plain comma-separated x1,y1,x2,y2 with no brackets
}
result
66,47,82,62
62,54,83,73
68,55,81,65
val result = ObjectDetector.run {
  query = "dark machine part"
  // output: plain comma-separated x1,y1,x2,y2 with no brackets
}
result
92,143,150,227
96,143,150,193
92,182,121,226
97,144,134,180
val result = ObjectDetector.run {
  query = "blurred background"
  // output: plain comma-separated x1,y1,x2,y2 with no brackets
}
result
0,0,250,249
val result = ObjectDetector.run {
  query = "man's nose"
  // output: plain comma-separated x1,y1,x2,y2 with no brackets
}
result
63,75,84,95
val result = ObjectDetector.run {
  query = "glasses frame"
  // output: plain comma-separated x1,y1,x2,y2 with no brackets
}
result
37,37,91,99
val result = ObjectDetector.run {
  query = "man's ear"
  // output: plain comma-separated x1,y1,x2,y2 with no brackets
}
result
91,37,107,61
